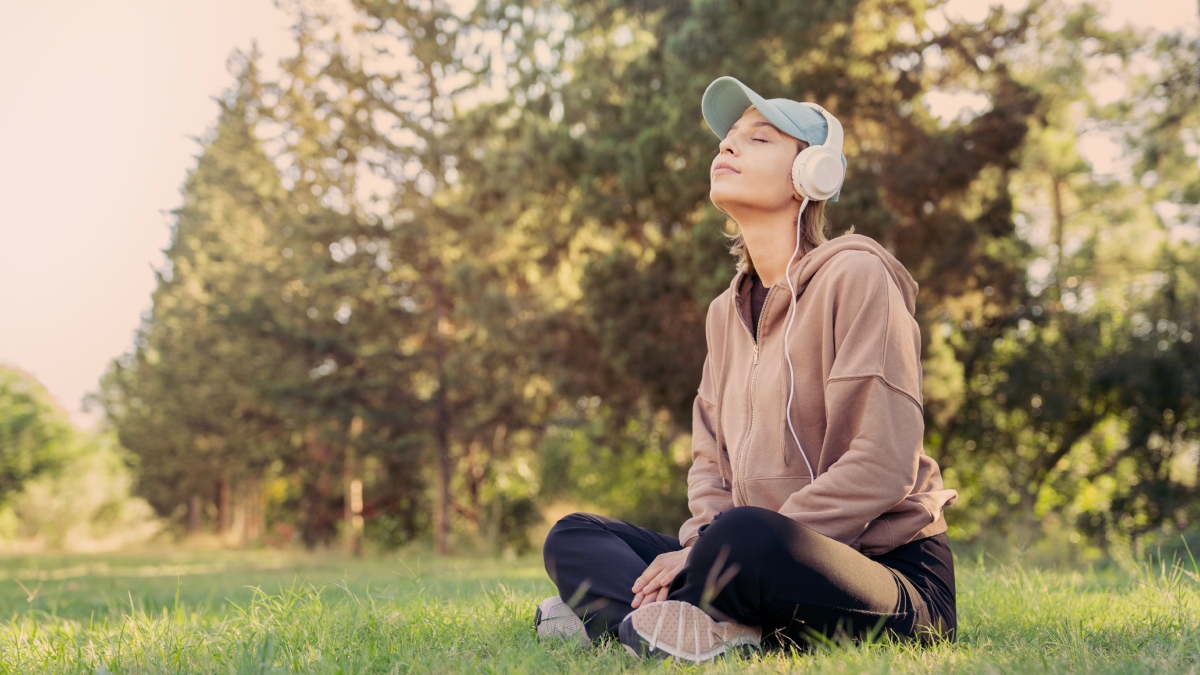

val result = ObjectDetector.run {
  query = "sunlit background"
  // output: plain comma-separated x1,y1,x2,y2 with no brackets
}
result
0,1,296,429
1,0,1199,558
1,0,1194,431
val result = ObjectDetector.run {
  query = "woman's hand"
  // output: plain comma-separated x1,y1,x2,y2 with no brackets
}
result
631,549,690,608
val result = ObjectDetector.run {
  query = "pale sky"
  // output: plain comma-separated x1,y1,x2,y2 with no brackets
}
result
0,0,1196,431
0,1,296,429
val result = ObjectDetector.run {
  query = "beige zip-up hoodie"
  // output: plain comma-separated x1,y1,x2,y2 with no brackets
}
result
679,233,958,555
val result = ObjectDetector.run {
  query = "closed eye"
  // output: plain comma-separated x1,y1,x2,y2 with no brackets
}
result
713,136,769,157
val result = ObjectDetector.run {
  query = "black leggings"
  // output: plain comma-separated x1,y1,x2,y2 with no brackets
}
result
542,505,956,648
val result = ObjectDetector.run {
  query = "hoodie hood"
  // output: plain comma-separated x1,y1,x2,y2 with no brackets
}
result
731,233,919,316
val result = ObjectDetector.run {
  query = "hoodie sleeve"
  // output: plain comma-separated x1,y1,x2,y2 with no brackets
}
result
776,251,927,549
678,298,735,548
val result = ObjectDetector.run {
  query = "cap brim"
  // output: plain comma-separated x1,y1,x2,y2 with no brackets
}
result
702,76,807,142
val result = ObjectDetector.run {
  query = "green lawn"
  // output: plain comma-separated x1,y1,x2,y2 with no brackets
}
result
0,548,1196,673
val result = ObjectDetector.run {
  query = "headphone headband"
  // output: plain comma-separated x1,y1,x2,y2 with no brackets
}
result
790,103,845,202
798,102,844,154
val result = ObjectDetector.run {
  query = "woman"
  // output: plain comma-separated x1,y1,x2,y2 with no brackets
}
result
534,76,959,663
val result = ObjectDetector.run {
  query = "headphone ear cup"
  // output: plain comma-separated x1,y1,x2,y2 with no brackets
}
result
792,146,844,202
791,147,818,199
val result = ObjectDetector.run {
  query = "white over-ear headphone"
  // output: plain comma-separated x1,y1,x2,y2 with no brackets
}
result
790,103,845,202
779,103,843,484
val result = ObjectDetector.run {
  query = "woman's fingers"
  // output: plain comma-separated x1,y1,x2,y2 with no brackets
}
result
651,559,682,590
634,577,661,602
632,561,662,593
655,564,678,586
632,550,689,606
632,585,660,608
633,563,683,608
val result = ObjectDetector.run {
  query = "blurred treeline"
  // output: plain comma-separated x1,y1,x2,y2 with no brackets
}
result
0,365,157,550
71,0,1200,555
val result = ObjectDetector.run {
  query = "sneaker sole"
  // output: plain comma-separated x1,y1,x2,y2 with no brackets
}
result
619,607,748,663
534,598,589,643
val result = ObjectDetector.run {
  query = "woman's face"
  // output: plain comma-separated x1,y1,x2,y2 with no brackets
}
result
709,106,803,218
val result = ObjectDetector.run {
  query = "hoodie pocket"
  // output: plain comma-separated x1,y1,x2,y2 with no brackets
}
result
739,476,813,512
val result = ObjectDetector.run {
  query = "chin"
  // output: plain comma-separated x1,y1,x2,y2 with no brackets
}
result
710,197,760,219
709,187,742,214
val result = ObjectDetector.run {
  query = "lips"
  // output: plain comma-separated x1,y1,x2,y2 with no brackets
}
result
712,160,739,175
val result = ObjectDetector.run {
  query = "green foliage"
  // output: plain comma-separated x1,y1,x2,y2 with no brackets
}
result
0,368,154,550
0,428,158,550
930,4,1200,545
88,0,1200,555
539,401,691,535
0,366,72,505
93,51,297,538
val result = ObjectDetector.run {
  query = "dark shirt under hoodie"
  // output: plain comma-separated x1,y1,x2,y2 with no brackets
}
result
749,273,769,339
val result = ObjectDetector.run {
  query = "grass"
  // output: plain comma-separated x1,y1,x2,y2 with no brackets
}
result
0,547,1196,673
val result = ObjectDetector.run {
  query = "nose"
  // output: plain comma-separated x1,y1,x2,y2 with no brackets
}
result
717,133,738,155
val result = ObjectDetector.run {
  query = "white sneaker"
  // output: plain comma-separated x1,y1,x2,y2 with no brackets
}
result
619,600,760,662
534,595,590,644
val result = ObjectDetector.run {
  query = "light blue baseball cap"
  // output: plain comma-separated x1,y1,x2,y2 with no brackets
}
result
702,76,846,202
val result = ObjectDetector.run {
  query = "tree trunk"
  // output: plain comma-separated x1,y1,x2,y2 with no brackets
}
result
216,477,231,537
465,435,483,528
344,416,364,556
343,417,360,554
302,423,337,547
432,282,452,556
434,425,451,553
231,481,246,545
242,477,263,543
188,494,203,535
345,474,363,557
1052,176,1066,302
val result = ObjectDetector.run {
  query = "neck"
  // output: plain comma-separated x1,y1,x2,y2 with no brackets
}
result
736,206,807,288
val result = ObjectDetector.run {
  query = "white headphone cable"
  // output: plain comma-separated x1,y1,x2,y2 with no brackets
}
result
782,197,815,482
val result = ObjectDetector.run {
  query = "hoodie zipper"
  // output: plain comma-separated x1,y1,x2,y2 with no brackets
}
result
733,282,775,506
